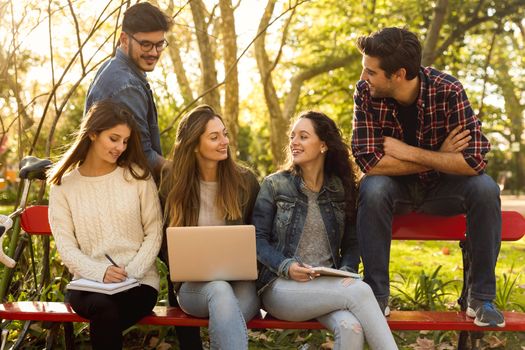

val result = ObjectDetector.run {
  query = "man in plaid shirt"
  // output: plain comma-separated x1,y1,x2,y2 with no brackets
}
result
351,27,504,327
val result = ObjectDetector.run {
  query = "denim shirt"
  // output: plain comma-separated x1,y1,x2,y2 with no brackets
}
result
253,171,359,293
85,48,162,170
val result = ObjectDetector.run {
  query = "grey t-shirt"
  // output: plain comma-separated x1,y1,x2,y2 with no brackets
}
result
295,183,332,267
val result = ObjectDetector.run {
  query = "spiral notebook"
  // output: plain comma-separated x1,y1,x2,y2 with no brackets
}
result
66,278,139,295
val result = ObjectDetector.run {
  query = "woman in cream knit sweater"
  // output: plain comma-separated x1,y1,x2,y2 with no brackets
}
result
48,100,162,350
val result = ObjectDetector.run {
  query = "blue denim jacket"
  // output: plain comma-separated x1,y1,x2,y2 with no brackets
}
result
253,171,359,293
85,48,163,169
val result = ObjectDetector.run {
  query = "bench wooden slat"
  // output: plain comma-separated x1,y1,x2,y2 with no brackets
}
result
392,211,525,241
2,302,524,332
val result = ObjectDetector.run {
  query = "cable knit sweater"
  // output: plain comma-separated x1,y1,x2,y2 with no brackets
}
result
48,166,163,290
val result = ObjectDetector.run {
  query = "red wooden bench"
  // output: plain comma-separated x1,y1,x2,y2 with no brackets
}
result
1,205,525,348
1,302,525,332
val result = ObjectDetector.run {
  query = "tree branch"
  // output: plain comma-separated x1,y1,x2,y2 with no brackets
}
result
283,53,357,119
68,0,85,73
478,24,501,120
434,4,521,60
269,5,296,73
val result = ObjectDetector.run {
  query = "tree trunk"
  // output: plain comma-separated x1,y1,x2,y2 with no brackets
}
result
166,33,194,105
495,54,524,194
254,0,287,167
219,0,239,154
422,0,448,66
190,0,221,113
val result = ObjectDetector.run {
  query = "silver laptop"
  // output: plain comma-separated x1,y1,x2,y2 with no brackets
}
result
166,225,258,282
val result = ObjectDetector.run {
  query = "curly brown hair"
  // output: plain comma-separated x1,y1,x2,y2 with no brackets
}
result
285,111,359,222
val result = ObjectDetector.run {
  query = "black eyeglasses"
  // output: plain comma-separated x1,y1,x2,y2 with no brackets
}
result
126,33,169,52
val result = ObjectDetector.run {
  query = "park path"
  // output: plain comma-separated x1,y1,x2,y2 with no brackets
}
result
501,195,525,216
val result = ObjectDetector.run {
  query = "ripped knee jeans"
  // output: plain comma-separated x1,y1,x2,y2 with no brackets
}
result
261,277,398,350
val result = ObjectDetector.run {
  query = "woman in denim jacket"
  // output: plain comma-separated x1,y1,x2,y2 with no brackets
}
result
161,105,260,350
253,111,397,350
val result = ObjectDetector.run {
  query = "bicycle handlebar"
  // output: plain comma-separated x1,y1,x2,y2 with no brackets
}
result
0,215,15,268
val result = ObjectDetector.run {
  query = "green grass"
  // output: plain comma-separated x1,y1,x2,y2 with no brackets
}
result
0,204,12,215
390,239,525,308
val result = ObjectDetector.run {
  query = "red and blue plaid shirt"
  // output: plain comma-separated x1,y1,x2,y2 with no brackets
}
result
351,67,490,186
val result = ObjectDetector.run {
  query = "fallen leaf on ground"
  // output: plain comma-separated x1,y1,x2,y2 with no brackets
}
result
485,334,506,348
321,339,334,349
437,342,456,350
157,342,172,350
409,337,435,350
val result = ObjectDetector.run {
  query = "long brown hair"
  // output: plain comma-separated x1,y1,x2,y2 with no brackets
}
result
162,105,250,226
284,111,358,222
47,100,151,185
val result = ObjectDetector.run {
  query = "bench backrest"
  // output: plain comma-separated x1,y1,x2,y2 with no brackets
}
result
20,205,51,235
20,205,525,241
392,211,525,241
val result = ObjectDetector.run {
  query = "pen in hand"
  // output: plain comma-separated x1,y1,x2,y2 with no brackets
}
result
105,254,119,267
104,254,128,283
294,256,316,281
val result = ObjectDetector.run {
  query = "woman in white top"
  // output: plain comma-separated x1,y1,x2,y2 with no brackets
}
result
48,100,162,350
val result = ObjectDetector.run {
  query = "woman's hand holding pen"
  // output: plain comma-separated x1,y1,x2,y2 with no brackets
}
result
289,257,320,282
103,254,128,283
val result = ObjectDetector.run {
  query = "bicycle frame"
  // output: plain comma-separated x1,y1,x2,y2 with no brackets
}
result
0,177,34,301
0,156,52,301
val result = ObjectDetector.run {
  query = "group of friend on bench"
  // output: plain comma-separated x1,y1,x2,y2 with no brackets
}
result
2,4,523,350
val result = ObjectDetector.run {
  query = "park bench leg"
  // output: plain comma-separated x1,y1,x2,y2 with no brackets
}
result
469,331,483,350
44,322,75,350
458,331,484,350
63,322,75,350
458,241,470,311
457,331,469,350
45,322,60,349
458,241,486,350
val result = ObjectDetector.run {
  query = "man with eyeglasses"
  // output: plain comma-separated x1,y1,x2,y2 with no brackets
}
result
83,3,204,349
85,2,170,176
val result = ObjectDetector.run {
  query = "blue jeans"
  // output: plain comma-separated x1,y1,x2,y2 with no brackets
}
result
178,281,260,350
262,277,397,350
357,174,501,301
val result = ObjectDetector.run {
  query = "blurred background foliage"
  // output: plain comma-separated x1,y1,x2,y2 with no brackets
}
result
0,0,524,193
